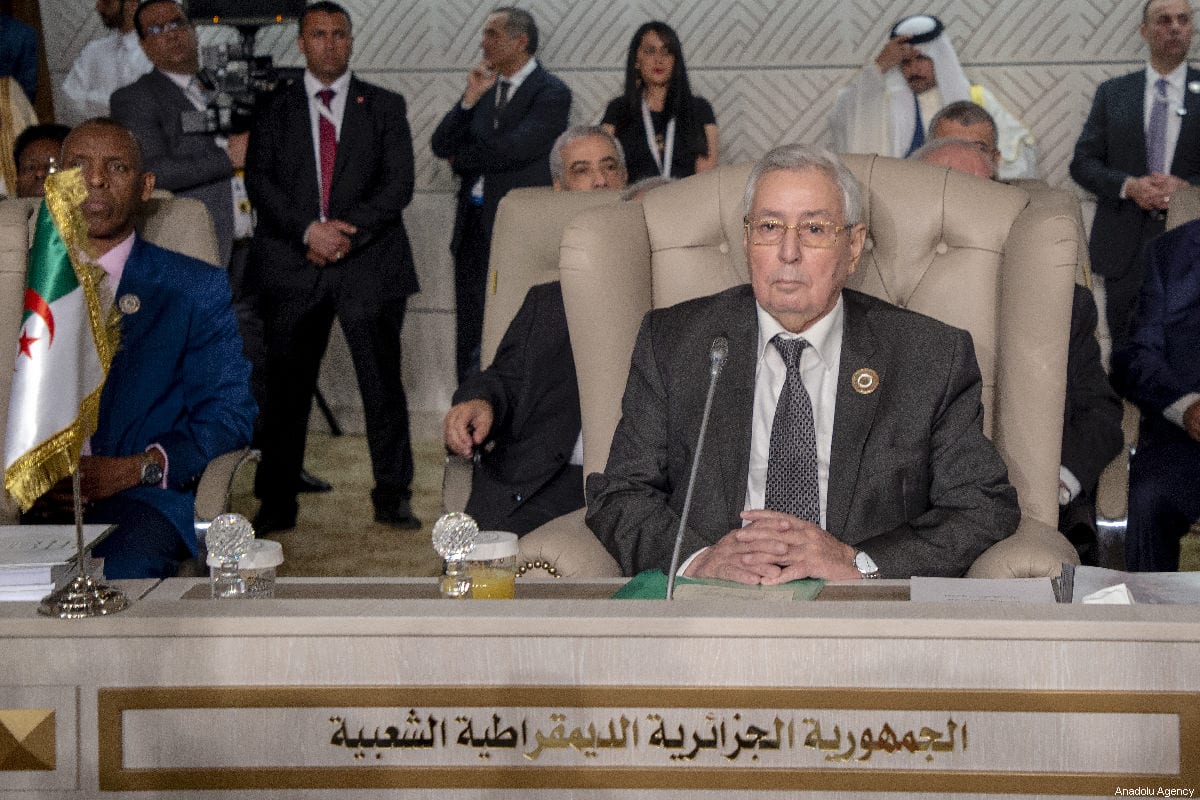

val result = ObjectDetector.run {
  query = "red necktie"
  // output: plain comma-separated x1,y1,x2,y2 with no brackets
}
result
317,88,337,217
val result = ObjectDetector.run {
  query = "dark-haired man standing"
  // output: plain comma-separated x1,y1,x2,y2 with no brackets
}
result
1070,0,1200,350
432,6,571,383
246,1,421,533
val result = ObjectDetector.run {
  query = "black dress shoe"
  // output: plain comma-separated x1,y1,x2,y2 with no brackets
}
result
253,502,297,534
297,469,333,493
374,498,422,530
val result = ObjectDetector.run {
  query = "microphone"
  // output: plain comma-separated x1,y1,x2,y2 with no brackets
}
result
666,335,729,599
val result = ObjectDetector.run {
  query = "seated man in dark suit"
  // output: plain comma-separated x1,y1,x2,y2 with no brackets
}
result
914,124,1124,564
27,118,255,578
443,125,626,534
587,144,1020,582
1112,217,1200,572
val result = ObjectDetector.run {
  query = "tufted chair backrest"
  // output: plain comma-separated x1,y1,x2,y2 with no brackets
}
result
562,155,1079,530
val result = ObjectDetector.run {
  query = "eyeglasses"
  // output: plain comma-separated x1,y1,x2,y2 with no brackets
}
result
743,217,853,248
144,17,188,37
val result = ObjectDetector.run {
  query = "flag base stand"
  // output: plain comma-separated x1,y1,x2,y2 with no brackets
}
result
38,574,129,618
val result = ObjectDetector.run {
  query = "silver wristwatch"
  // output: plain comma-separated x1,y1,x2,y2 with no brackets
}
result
854,549,880,580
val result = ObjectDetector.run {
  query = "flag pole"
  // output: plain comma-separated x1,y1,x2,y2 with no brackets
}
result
37,470,129,618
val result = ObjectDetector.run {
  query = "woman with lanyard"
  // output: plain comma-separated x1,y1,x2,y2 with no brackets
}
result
600,21,718,183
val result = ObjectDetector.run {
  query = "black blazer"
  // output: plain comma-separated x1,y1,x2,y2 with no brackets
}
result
245,75,418,300
1061,285,1124,489
453,282,582,530
431,63,571,253
1070,67,1200,279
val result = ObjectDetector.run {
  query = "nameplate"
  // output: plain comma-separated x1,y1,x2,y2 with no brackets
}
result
98,686,1197,794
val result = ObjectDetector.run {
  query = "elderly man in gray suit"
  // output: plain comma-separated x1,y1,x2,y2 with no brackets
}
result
111,0,247,267
586,144,1020,582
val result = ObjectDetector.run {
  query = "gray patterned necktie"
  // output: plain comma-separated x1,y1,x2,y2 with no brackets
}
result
1147,77,1169,175
764,335,820,523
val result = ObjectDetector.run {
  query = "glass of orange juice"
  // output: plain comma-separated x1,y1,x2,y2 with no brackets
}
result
466,531,519,599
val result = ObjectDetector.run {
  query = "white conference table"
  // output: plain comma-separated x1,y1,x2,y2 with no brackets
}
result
0,576,1197,798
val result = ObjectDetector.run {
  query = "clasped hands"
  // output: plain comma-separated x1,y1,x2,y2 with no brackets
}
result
684,509,862,584
1126,173,1188,212
306,219,358,266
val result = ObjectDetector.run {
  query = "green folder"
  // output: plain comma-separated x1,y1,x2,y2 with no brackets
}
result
612,569,823,600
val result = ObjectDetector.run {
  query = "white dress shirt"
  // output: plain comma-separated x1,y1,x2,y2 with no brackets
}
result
303,69,352,219
1143,61,1189,175
680,298,844,572
61,30,152,126
744,298,844,529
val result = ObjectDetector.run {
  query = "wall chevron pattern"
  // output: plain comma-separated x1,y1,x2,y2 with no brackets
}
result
30,0,1198,437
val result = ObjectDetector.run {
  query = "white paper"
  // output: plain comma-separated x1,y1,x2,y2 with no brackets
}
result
1080,583,1134,604
0,525,113,568
910,576,1058,603
1072,565,1200,604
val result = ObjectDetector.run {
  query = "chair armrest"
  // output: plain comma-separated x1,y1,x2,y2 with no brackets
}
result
194,448,259,522
441,453,473,514
517,508,622,579
966,517,1080,578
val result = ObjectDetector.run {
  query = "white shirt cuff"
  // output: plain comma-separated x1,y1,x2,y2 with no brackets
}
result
1164,392,1200,428
1058,466,1081,505
677,547,706,576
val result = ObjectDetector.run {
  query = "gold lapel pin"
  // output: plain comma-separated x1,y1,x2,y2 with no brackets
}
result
118,293,140,314
851,367,879,395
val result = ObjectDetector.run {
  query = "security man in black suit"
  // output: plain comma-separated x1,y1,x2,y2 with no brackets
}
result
1070,0,1200,350
246,1,420,532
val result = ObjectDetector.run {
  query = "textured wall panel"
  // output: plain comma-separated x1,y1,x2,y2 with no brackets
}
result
32,0,1200,437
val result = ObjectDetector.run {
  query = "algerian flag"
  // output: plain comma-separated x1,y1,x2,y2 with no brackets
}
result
4,168,119,511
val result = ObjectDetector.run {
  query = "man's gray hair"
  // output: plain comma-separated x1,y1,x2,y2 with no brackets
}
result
549,125,625,183
742,144,864,226
928,100,998,147
492,6,538,54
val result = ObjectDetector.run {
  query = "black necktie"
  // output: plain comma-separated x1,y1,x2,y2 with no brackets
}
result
764,335,820,523
494,79,511,129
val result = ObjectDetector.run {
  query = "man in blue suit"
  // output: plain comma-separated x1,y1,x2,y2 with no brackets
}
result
30,118,255,578
432,6,571,383
1070,0,1200,350
1113,218,1200,572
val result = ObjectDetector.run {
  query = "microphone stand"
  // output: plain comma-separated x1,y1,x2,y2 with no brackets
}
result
666,337,728,600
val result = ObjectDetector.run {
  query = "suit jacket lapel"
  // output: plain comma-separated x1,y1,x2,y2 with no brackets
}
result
826,291,884,538
332,77,369,197
1173,66,1200,169
287,81,322,213
713,287,760,518
497,65,542,130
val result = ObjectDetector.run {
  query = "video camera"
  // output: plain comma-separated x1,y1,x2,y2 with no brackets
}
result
179,0,307,136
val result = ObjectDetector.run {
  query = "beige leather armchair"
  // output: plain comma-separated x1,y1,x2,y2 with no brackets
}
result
0,195,255,525
519,156,1081,579
439,187,623,575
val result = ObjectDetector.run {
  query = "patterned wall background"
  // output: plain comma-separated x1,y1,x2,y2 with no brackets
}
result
33,0,1194,436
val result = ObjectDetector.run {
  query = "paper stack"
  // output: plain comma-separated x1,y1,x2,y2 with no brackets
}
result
0,525,112,601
